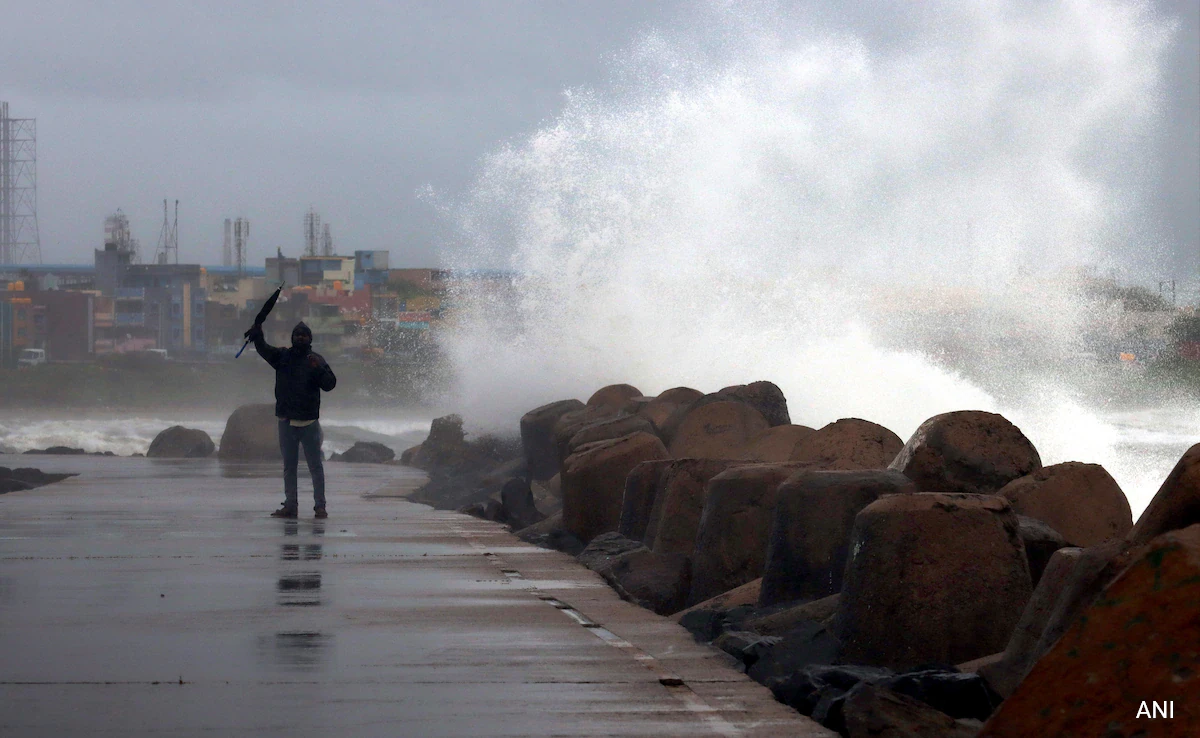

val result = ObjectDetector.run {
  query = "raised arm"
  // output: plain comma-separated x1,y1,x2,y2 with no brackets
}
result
248,324,283,369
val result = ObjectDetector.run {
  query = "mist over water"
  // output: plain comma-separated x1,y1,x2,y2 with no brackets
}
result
441,1,1184,517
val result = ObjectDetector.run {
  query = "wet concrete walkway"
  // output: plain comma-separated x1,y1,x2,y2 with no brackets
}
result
0,455,831,737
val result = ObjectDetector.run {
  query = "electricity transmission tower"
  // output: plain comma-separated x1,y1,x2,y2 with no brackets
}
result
0,102,40,264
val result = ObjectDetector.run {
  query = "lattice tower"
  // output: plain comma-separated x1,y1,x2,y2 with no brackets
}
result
0,102,40,264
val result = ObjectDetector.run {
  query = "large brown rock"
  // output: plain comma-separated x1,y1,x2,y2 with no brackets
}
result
603,547,693,616
791,418,904,470
519,398,586,480
551,406,615,466
985,537,1143,698
635,386,704,431
889,411,1041,495
566,415,658,457
667,400,769,459
998,462,1131,546
759,469,918,607
716,380,791,426
837,493,1033,670
674,577,763,621
406,414,472,470
688,463,802,605
978,547,1083,697
1015,515,1069,587
738,425,817,462
643,459,740,552
746,594,841,636
586,383,643,412
561,432,668,544
218,404,280,460
617,459,677,542
148,426,215,458
844,684,978,738
978,525,1200,738
1128,442,1200,545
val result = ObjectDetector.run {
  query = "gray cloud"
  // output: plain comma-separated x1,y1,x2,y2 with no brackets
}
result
1,0,1195,276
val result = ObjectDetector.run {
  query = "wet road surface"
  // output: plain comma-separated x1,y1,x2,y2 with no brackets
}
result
0,455,831,737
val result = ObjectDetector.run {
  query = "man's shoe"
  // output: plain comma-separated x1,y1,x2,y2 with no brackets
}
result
271,507,298,519
314,508,328,519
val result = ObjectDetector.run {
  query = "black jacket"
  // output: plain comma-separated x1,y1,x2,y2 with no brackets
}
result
253,336,337,421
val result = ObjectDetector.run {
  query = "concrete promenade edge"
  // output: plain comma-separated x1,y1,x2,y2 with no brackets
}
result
0,454,833,737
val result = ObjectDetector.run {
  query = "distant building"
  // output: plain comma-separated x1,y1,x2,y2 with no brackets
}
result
354,250,390,292
94,243,133,296
387,268,449,293
30,290,95,361
265,256,300,287
0,294,33,368
299,256,354,288
117,264,208,356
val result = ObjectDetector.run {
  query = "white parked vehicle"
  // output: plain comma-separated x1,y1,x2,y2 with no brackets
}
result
17,348,46,368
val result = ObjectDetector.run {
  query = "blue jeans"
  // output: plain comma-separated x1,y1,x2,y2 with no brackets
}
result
279,420,326,511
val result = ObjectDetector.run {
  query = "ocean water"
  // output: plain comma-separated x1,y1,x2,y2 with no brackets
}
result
437,0,1189,519
0,413,433,459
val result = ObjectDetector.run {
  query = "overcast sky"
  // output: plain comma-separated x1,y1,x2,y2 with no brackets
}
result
2,0,1197,273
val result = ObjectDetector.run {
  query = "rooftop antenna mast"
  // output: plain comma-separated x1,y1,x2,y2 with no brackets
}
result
0,101,40,264
233,217,250,277
322,223,334,256
304,207,321,257
104,209,139,263
222,218,232,267
153,199,179,264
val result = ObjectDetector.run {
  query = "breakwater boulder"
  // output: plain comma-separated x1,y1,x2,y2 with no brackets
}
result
635,386,703,431
617,459,678,542
148,426,216,458
586,383,643,413
688,463,802,605
759,469,917,607
566,415,658,457
836,493,1032,670
998,461,1131,546
519,399,585,480
552,406,617,466
790,418,903,470
331,441,395,463
889,411,1041,495
1015,515,1069,586
668,400,769,458
978,525,1200,737
0,466,76,494
218,404,280,461
716,381,792,427
643,459,740,550
562,431,667,544
1127,441,1200,545
738,424,816,462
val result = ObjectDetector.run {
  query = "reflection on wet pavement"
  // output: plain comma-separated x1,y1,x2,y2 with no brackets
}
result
274,520,327,660
258,631,331,673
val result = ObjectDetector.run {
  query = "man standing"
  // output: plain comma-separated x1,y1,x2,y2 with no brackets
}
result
248,321,337,519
